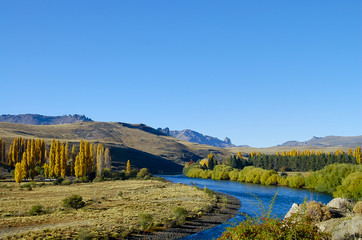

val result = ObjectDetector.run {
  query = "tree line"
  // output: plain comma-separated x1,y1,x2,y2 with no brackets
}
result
184,162,361,201
248,148,359,172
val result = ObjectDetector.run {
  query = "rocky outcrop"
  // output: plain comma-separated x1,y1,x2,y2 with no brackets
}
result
316,215,362,240
158,128,237,148
285,198,361,240
327,198,352,213
284,203,301,219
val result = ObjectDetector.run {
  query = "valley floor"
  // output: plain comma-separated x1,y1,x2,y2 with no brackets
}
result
0,179,227,239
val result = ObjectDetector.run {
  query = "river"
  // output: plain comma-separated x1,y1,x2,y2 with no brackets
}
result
158,174,333,240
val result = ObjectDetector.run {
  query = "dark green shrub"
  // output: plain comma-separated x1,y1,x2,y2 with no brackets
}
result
139,213,153,230
53,177,64,185
173,207,188,224
62,194,85,210
29,204,44,216
61,179,73,185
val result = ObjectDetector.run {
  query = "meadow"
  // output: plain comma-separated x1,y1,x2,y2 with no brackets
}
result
0,179,217,239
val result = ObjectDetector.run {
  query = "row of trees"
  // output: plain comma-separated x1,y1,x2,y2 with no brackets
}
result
5,137,112,183
184,162,362,200
7,137,46,167
249,148,360,171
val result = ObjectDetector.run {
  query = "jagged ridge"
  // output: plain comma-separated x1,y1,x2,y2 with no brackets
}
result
158,127,236,148
0,114,93,125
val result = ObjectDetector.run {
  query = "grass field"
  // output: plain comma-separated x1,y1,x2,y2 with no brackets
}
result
0,179,216,239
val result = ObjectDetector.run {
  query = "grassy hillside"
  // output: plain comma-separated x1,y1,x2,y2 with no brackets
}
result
0,122,231,173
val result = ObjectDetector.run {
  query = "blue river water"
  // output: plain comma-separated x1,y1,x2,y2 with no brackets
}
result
158,174,333,240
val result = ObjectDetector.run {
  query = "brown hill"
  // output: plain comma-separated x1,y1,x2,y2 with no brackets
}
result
0,121,230,173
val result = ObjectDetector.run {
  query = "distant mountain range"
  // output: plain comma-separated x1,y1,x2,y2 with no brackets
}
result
0,114,360,149
280,136,362,148
0,114,93,125
158,127,247,148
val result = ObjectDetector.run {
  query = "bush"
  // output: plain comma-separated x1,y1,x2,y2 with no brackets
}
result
288,174,305,188
173,207,188,224
29,204,44,216
353,201,362,214
62,194,85,210
139,213,153,230
53,177,64,185
137,168,151,179
61,179,73,185
306,164,362,194
305,201,332,222
333,171,362,201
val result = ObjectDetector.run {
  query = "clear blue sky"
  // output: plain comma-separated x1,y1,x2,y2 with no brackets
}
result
1,1,361,147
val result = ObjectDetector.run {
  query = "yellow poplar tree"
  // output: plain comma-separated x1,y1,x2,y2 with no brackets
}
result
74,155,80,178
96,144,105,177
104,148,111,169
15,162,23,184
54,140,61,177
70,145,77,176
60,143,67,177
0,137,2,163
126,160,131,174
43,163,49,178
48,139,56,178
21,152,28,179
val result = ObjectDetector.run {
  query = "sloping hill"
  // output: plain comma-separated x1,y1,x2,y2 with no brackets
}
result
0,121,230,173
159,128,237,148
0,114,92,125
280,136,362,148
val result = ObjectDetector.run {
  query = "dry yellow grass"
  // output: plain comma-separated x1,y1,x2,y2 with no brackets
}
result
0,179,215,239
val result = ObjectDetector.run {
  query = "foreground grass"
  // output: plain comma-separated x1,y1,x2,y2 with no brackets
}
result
0,179,216,239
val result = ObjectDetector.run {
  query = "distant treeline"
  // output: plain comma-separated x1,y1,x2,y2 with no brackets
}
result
212,148,360,172
249,148,360,172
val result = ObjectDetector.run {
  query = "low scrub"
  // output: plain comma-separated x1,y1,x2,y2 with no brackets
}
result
173,207,188,224
139,213,153,230
28,204,44,216
62,194,85,210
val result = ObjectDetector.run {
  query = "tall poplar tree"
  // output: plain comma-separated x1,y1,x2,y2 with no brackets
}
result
126,160,131,174
104,148,111,169
15,162,23,184
96,144,104,176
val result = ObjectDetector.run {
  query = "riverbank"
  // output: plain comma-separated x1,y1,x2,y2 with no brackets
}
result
128,192,241,240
